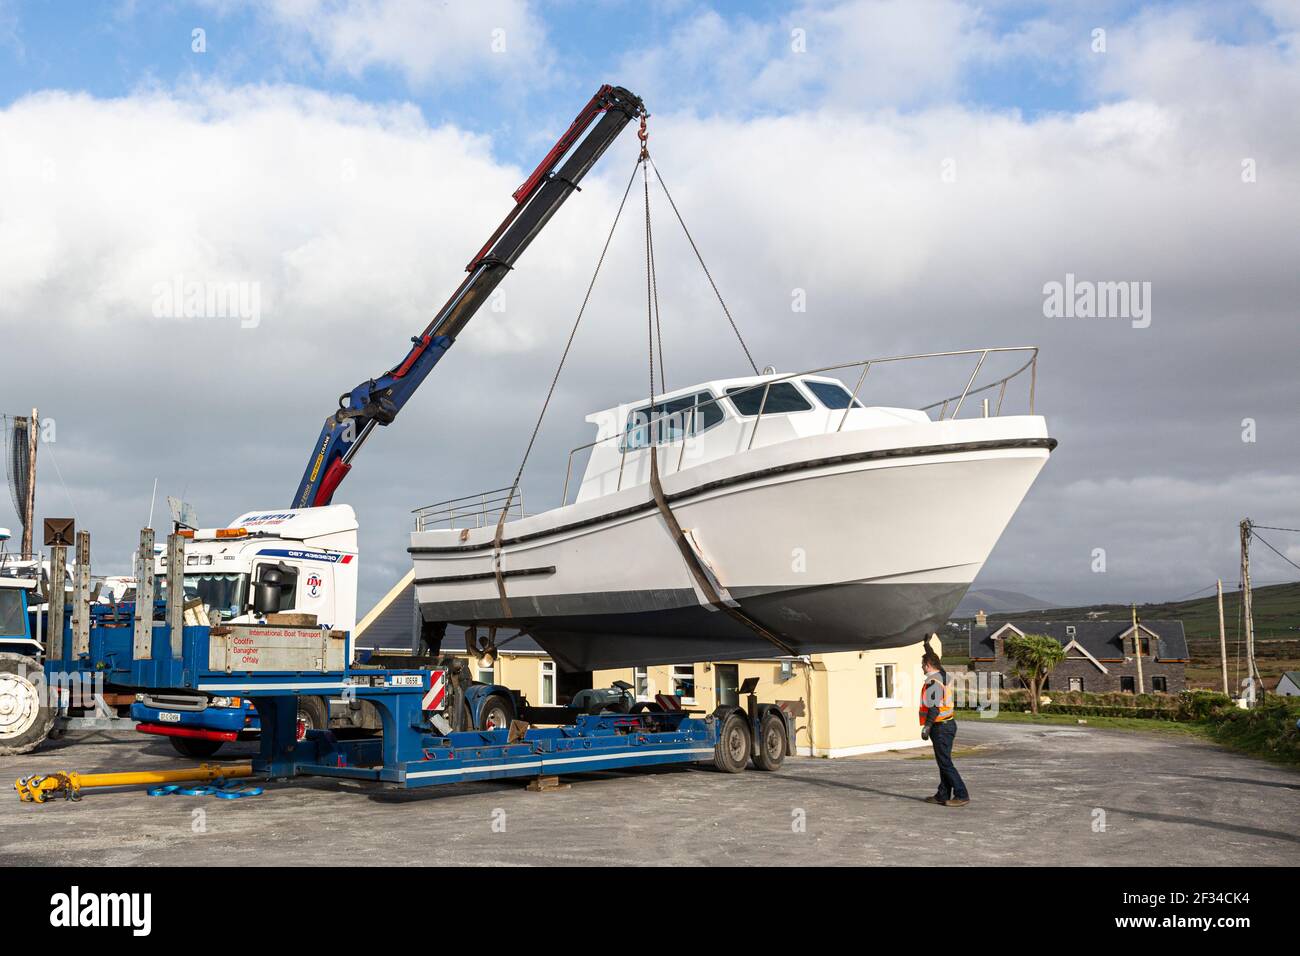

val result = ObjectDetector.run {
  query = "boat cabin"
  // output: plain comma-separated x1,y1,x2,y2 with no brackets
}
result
572,372,929,503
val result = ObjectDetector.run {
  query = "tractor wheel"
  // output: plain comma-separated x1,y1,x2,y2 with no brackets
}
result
296,696,329,739
0,653,54,756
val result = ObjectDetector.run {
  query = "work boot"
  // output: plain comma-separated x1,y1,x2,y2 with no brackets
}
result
945,798,970,807
924,795,946,805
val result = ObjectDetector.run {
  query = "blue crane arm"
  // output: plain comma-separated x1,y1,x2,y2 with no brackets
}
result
292,85,645,509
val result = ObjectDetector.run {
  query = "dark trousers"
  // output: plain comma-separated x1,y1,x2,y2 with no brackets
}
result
930,721,968,801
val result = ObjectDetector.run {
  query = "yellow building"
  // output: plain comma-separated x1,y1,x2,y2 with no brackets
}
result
357,574,936,757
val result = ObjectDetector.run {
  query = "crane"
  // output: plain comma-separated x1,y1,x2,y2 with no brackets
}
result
293,84,646,509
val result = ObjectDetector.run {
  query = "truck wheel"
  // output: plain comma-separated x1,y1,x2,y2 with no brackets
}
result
752,712,786,771
297,696,329,739
0,653,54,756
712,712,750,773
477,693,514,731
169,736,223,759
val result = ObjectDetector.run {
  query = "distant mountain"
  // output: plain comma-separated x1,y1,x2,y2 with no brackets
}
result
955,588,1058,616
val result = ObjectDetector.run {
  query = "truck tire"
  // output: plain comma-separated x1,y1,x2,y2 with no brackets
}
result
170,736,224,759
752,712,786,771
712,712,750,773
297,696,329,738
0,653,55,756
477,693,514,731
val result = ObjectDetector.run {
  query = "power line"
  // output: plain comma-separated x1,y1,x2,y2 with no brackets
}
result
1251,529,1300,574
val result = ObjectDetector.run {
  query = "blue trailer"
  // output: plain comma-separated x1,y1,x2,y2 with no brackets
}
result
14,532,792,801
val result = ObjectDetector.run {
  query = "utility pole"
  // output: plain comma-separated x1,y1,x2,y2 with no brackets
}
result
1240,519,1262,703
21,407,38,557
1131,602,1144,695
1216,578,1229,696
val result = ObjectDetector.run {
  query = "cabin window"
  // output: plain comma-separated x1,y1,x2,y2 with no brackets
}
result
726,382,812,416
802,379,864,410
0,590,26,637
624,391,724,449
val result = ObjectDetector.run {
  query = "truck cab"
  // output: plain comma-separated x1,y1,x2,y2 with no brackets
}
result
132,505,360,758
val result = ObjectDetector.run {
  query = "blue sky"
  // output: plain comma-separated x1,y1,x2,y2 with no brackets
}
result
2,0,1262,163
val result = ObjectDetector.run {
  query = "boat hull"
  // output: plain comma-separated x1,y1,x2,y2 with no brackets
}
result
410,416,1054,670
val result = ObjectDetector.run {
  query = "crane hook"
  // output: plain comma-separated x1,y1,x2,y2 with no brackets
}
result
638,113,650,161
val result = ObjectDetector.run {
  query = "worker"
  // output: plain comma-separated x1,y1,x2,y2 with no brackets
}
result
919,644,969,807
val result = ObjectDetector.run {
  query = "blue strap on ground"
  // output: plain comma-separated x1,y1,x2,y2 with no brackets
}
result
148,778,263,798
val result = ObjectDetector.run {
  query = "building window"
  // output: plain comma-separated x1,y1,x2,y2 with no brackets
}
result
1069,677,1083,692
1151,675,1167,693
477,661,495,685
540,660,556,706
671,665,696,703
1120,676,1135,693
1065,625,1076,638
875,663,896,705
634,666,650,700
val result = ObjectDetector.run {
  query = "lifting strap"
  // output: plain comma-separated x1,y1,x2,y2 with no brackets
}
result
647,446,796,657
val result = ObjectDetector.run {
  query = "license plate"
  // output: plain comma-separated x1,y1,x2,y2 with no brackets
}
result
157,711,182,723
388,674,422,687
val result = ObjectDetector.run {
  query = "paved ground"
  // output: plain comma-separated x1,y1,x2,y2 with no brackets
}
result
1,721,1296,866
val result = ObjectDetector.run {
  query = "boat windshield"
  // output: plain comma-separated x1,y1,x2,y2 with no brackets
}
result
726,382,812,416
0,590,26,637
802,379,864,409
156,573,249,620
625,392,724,449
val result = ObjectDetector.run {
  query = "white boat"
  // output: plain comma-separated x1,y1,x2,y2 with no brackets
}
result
409,348,1054,671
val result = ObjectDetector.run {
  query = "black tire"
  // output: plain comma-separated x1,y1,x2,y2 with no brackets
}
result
296,696,329,739
169,736,223,759
477,693,514,731
712,712,750,773
0,653,55,756
752,712,786,771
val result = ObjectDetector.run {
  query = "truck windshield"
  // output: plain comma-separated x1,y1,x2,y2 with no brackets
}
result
0,590,26,637
158,574,249,620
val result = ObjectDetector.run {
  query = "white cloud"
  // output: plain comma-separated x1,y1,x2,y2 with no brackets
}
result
254,0,552,88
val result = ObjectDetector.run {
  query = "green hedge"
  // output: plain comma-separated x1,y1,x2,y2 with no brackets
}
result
961,689,1233,722
1203,697,1300,764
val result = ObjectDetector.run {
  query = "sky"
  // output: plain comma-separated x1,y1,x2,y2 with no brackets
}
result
0,0,1297,614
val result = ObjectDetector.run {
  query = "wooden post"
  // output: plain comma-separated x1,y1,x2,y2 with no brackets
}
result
133,527,156,659
167,532,185,659
1240,520,1261,702
71,531,91,657
21,407,38,557
1131,603,1144,695
1216,578,1229,696
47,544,66,661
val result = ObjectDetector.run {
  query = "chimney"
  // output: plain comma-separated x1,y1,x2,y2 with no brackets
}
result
974,610,988,629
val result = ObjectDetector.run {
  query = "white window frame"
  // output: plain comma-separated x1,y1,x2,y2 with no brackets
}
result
671,665,696,704
539,660,556,706
634,666,651,701
875,663,898,708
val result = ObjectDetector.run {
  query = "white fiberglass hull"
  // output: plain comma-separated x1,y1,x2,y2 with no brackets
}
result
409,415,1053,671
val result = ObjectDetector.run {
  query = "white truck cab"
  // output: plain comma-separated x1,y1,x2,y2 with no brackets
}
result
153,505,359,639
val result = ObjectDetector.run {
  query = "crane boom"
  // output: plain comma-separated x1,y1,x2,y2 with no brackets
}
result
293,84,646,509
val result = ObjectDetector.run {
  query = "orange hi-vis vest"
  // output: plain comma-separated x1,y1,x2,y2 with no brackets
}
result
918,672,955,726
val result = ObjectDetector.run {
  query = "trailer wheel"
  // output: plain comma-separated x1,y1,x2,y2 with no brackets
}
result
0,653,54,755
169,736,224,759
712,712,750,773
477,693,514,731
752,712,786,772
296,696,329,738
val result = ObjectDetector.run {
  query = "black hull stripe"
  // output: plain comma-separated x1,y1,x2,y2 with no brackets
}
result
415,566,556,585
409,436,1057,556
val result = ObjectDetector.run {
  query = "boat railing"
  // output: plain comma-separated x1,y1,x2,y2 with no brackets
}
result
412,486,526,531
560,345,1039,505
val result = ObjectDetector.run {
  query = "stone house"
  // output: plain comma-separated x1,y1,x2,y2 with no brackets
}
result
968,619,1188,694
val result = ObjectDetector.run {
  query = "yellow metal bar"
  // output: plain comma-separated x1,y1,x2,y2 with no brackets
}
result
15,763,254,804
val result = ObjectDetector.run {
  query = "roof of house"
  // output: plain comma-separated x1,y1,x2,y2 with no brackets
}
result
354,572,547,655
1280,671,1300,688
968,619,1189,662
